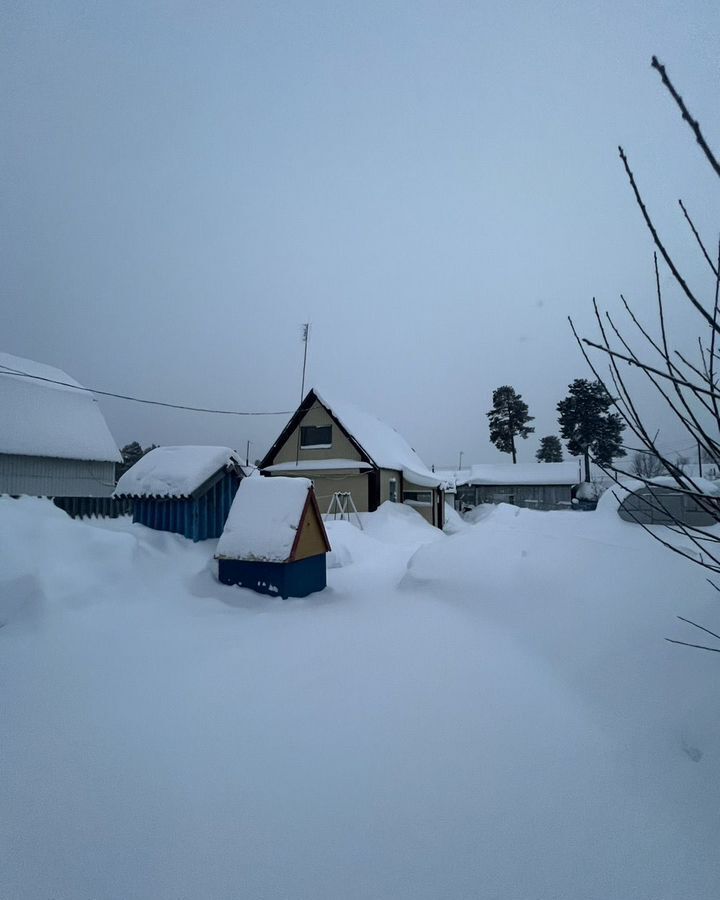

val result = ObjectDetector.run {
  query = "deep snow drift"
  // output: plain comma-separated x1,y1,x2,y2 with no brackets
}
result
2,497,720,900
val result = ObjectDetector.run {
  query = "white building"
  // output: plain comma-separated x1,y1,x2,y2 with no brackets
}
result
0,352,121,497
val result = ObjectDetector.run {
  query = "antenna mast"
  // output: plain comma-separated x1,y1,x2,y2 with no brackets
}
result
300,323,310,403
295,323,311,466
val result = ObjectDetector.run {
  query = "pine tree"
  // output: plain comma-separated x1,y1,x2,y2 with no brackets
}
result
116,442,157,480
117,441,144,479
487,386,535,464
557,379,625,481
536,435,563,463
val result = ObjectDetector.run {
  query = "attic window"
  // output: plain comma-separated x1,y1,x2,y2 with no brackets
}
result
300,424,332,449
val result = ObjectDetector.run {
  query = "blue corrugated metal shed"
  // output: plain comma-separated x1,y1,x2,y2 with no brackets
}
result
114,446,244,542
132,470,240,541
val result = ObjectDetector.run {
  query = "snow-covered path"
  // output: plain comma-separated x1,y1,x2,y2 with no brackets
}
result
2,498,720,899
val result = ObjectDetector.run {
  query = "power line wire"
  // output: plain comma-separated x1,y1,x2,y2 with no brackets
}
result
0,365,293,417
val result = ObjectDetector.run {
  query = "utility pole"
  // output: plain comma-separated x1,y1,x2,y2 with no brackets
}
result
698,440,703,478
245,440,251,467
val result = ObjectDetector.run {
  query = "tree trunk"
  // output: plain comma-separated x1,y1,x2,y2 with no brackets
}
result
584,449,591,482
511,435,517,464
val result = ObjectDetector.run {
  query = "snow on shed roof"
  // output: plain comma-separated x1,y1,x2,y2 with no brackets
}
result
596,475,720,514
461,462,581,486
0,351,121,463
311,388,443,488
114,446,241,498
215,476,317,562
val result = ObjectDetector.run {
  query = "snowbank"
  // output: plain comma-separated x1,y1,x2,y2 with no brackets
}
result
2,495,720,900
442,502,468,534
0,497,138,626
403,502,720,794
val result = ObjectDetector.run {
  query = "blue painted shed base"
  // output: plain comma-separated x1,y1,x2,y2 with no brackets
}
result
217,554,327,599
131,472,239,542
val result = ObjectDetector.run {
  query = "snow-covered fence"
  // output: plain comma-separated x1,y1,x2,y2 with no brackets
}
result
53,496,134,520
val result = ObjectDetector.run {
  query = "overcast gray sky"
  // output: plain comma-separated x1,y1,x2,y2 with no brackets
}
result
2,0,718,467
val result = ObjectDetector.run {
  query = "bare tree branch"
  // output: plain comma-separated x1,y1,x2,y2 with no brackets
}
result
678,199,719,276
665,639,720,653
676,615,720,642
652,56,720,178
619,147,718,333
582,338,720,398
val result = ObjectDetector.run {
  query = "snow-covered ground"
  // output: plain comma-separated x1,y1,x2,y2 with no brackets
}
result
2,497,720,899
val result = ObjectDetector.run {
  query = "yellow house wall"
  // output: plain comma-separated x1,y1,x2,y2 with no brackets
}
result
311,472,370,513
402,478,437,526
273,403,362,465
379,468,402,503
266,470,370,513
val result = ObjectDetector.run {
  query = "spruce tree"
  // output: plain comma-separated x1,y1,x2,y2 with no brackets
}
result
536,435,563,463
557,379,625,481
487,386,534,464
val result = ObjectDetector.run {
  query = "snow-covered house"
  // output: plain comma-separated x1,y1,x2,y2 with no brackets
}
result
0,351,121,498
456,462,582,511
216,476,331,598
114,445,244,541
260,388,446,528
598,476,720,526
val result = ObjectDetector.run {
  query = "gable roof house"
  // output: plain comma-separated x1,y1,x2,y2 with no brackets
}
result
456,462,582,511
260,388,445,528
114,445,245,541
0,351,121,498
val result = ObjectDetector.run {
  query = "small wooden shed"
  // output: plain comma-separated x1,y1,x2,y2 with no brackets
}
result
215,476,331,599
114,446,244,541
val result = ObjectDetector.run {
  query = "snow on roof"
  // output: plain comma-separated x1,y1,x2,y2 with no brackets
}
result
215,476,316,562
432,469,473,491
461,462,581,486
596,475,720,514
0,351,121,463
114,446,241,498
264,458,373,473
311,388,443,488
